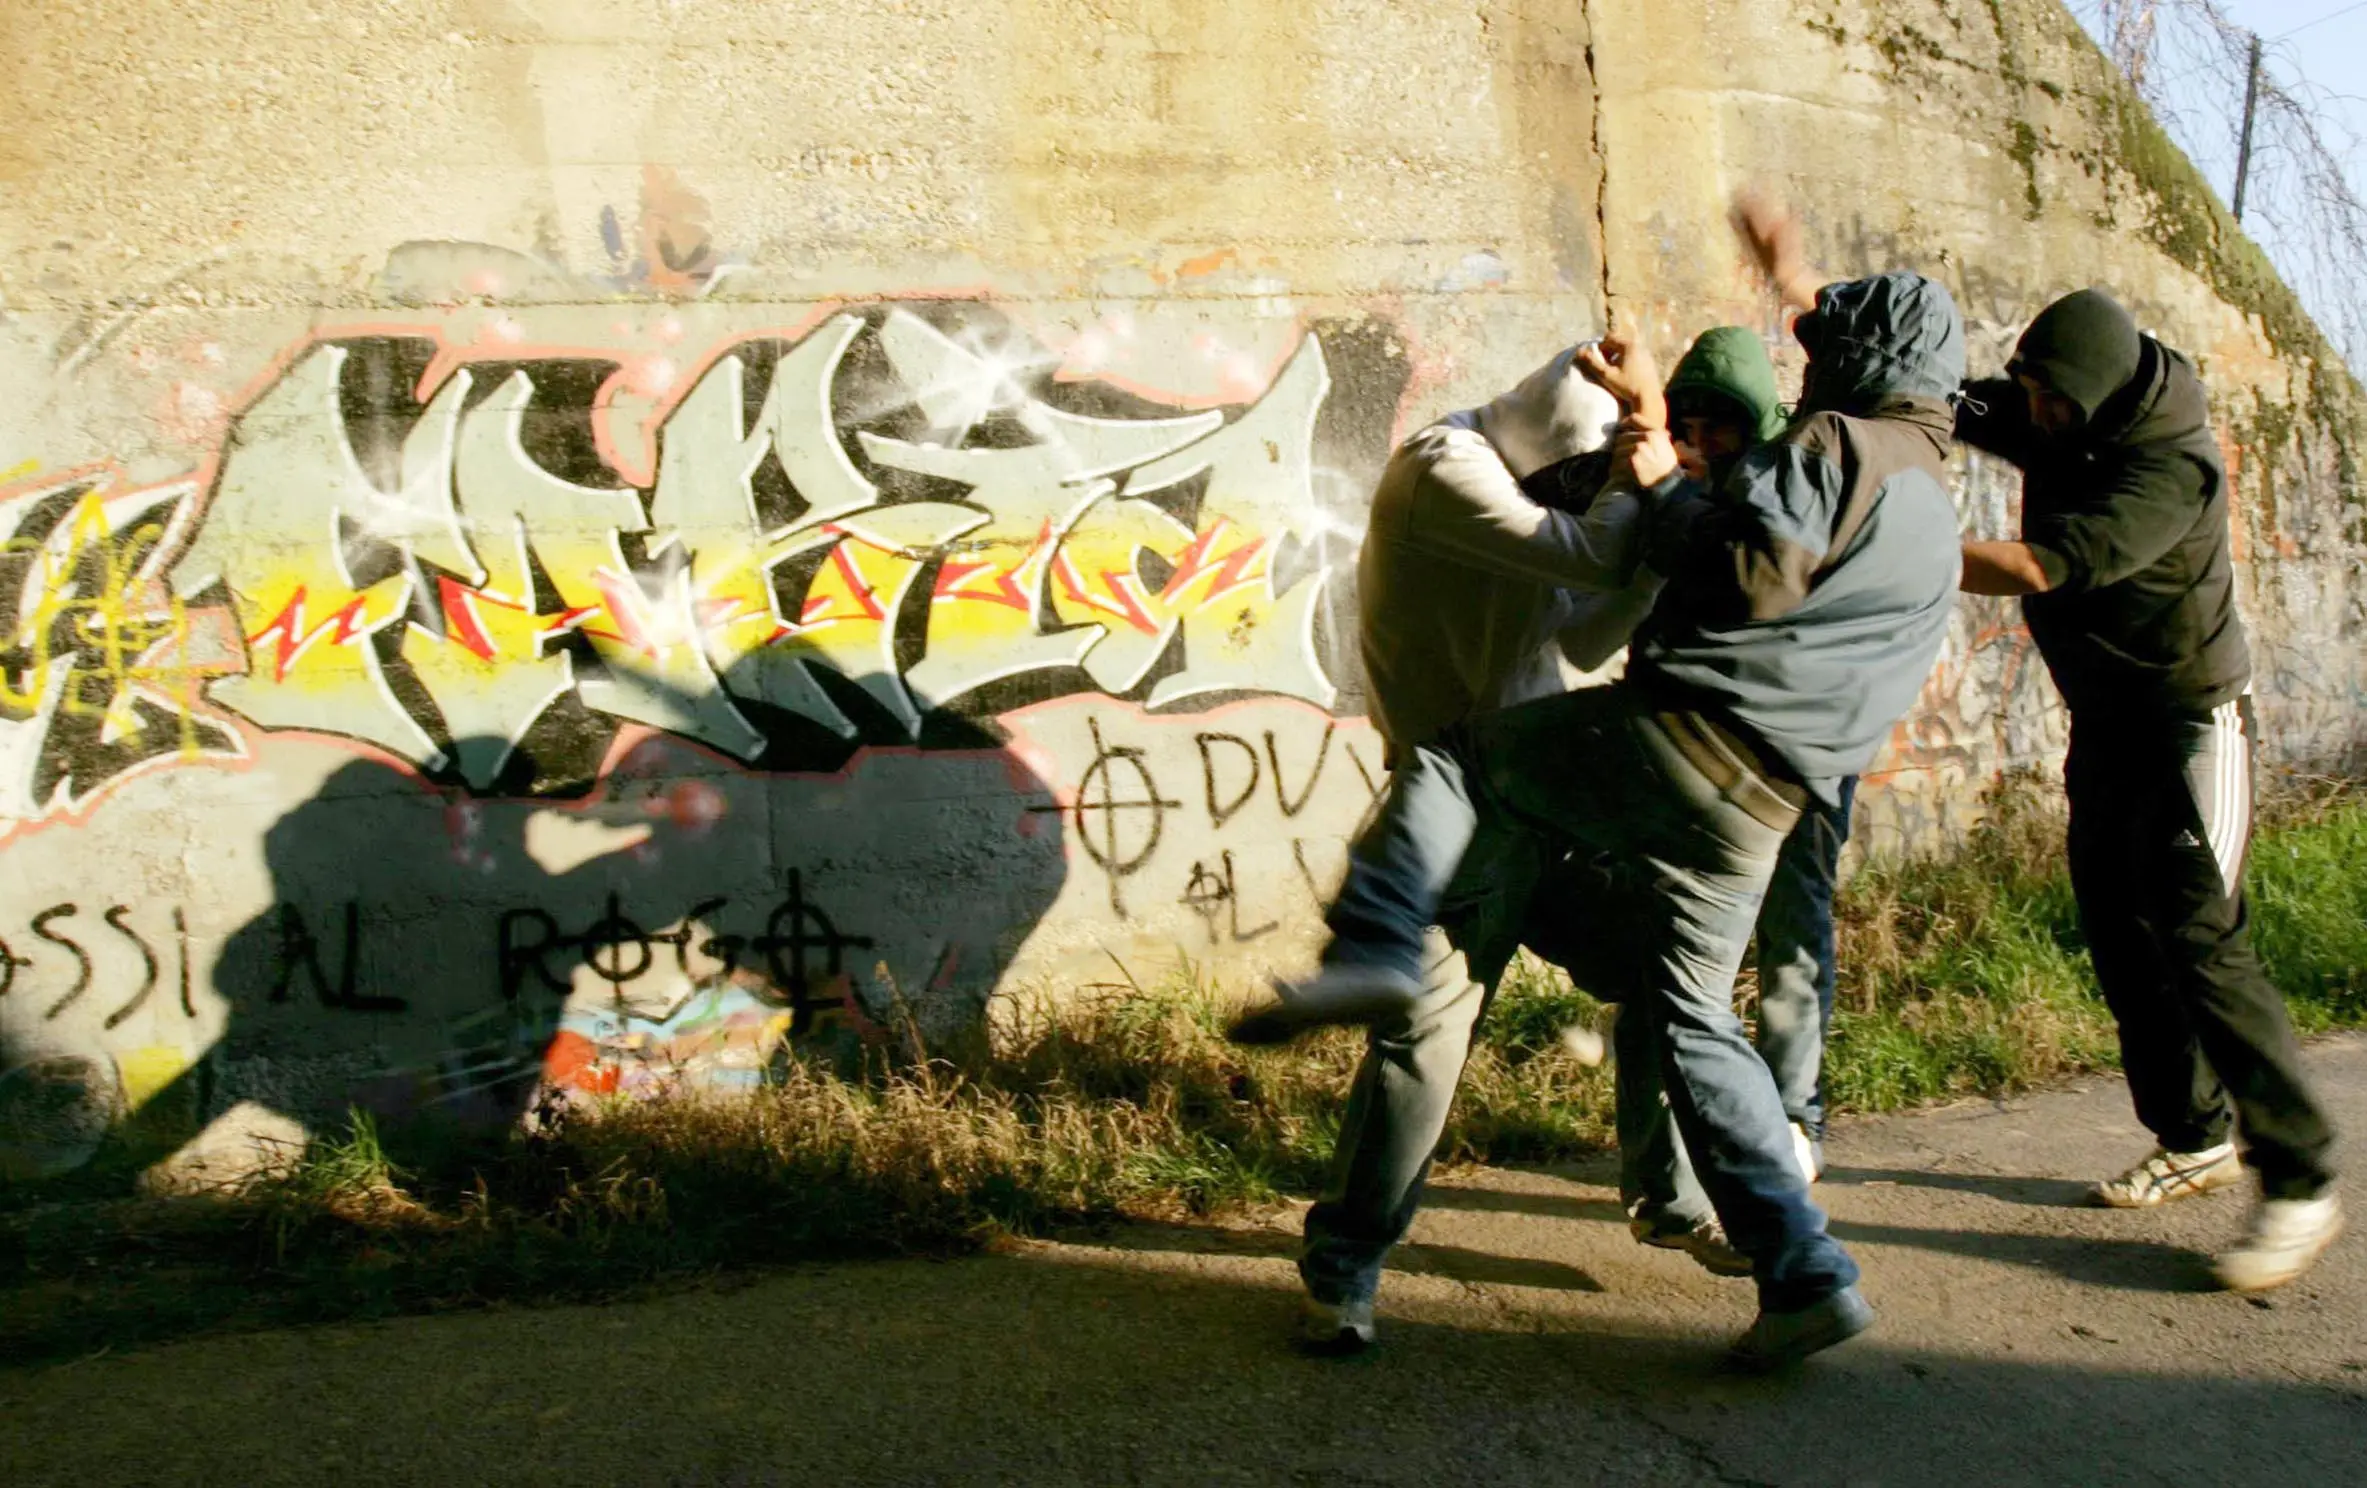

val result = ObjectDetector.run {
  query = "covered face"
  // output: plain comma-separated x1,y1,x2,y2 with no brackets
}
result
2005,287,2144,437
1474,343,1624,479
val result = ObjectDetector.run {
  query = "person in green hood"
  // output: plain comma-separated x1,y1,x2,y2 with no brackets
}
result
1664,325,1788,484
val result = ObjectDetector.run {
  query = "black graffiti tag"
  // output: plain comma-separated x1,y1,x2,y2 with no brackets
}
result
34,905,92,1020
497,884,869,1035
1179,850,1277,946
270,902,407,1013
1196,732,1261,828
1061,717,1181,915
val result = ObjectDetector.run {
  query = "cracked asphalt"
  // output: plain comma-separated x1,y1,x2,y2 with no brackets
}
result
4,1038,2363,1486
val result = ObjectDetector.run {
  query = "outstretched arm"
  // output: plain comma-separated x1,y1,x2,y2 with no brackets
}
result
1734,188,1830,316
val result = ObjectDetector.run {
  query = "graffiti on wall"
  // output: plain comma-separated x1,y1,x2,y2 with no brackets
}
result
0,305,1383,827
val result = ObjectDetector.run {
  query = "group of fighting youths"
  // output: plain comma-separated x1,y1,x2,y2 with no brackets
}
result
1224,192,2342,1370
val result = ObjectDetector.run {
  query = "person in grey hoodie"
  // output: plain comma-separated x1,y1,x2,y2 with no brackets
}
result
1296,201,1965,1369
1224,342,1674,1046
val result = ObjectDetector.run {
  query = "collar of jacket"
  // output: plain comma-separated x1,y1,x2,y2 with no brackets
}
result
1805,393,1955,450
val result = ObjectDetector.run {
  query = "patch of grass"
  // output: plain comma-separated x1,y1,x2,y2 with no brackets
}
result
6,776,2365,1363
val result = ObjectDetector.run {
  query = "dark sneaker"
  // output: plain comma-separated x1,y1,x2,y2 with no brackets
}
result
1728,1285,1875,1370
1631,1212,1753,1278
1227,966,1422,1046
1297,1294,1378,1355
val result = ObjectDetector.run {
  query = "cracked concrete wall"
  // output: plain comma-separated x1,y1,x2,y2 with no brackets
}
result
1583,0,2367,852
1,0,2359,1175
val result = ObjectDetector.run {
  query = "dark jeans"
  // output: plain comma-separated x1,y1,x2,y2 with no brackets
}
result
2065,697,2334,1200
1302,686,1859,1312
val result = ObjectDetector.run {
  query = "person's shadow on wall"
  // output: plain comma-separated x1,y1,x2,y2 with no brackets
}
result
128,714,1067,1182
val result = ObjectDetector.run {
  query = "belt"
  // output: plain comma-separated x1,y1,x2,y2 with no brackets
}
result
1652,709,1810,833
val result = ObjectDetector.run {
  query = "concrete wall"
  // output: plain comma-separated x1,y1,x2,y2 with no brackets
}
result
1,0,2359,1176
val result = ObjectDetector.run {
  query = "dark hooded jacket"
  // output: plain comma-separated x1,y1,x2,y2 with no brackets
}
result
1956,288,2248,721
1632,273,1966,799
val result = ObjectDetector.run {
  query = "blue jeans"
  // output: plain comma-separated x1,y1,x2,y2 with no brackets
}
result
1622,778,1854,1229
1320,741,1481,978
1303,687,1859,1312
1754,777,1855,1140
1300,792,1544,1307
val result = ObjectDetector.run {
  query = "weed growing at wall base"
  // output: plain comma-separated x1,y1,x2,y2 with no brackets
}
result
5,779,2364,1365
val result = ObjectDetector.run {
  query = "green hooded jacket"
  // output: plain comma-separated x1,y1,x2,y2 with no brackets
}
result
1663,326,1787,443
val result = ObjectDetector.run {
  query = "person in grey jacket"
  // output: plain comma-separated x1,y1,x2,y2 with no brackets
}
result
1295,200,1965,1369
1225,342,1674,1046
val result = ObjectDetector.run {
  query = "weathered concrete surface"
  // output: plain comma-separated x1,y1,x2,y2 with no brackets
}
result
1586,0,2367,852
5,1039,2361,1487
2,1,2362,1175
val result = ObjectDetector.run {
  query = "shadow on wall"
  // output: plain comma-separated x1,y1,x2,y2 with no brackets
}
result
38,719,1068,1185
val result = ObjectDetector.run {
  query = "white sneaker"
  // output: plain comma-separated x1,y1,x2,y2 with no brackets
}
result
2092,1143,2244,1208
2213,1193,2344,1293
1297,1294,1377,1354
1791,1122,1822,1185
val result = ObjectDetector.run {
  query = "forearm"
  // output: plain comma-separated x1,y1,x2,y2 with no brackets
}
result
1774,267,1829,317
1959,540,2056,596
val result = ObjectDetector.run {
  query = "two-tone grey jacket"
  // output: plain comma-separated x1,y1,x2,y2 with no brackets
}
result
1630,272,1968,802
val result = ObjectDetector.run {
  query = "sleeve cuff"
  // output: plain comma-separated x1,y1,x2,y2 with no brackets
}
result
2026,541,2075,591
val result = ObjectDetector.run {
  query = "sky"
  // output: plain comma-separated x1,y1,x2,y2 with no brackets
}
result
2120,1,2367,195
2070,1,2367,360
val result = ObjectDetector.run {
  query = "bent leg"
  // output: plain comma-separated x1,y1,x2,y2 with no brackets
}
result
1321,742,1479,978
1300,800,1540,1302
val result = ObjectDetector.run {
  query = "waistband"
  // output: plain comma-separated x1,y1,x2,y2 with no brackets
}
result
1649,708,1810,834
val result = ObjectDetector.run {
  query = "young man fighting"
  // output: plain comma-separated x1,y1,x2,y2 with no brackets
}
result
1292,200,1966,1367
1225,342,1674,1046
1955,287,2340,1291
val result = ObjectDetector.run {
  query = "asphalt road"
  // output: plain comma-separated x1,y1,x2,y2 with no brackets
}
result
5,1039,2363,1486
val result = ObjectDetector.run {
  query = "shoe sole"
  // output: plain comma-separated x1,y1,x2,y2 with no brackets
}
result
1295,1320,1378,1357
2212,1214,2346,1293
2092,1159,2246,1209
1729,1294,1876,1371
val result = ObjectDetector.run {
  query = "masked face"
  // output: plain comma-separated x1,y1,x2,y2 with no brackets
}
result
2017,372,2083,437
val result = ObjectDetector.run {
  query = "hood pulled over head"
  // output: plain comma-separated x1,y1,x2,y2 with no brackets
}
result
2008,287,2144,426
1795,272,1967,414
1665,326,1787,442
1475,344,1624,479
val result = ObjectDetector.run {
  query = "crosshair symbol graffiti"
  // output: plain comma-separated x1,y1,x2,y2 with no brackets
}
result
751,870,875,1034
1059,717,1181,915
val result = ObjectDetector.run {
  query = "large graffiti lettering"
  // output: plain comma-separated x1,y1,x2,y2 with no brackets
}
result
0,475,240,819
0,307,1358,825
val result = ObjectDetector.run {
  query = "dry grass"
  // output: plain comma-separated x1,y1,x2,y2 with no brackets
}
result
6,771,2364,1364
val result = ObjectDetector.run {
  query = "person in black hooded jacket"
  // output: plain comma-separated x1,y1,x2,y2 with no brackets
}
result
1956,287,2339,1293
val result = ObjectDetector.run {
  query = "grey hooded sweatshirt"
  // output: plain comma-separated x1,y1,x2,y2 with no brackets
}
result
1632,273,1967,800
1358,346,1661,753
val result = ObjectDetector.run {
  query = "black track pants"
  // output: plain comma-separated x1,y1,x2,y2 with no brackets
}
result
2064,697,2335,1200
